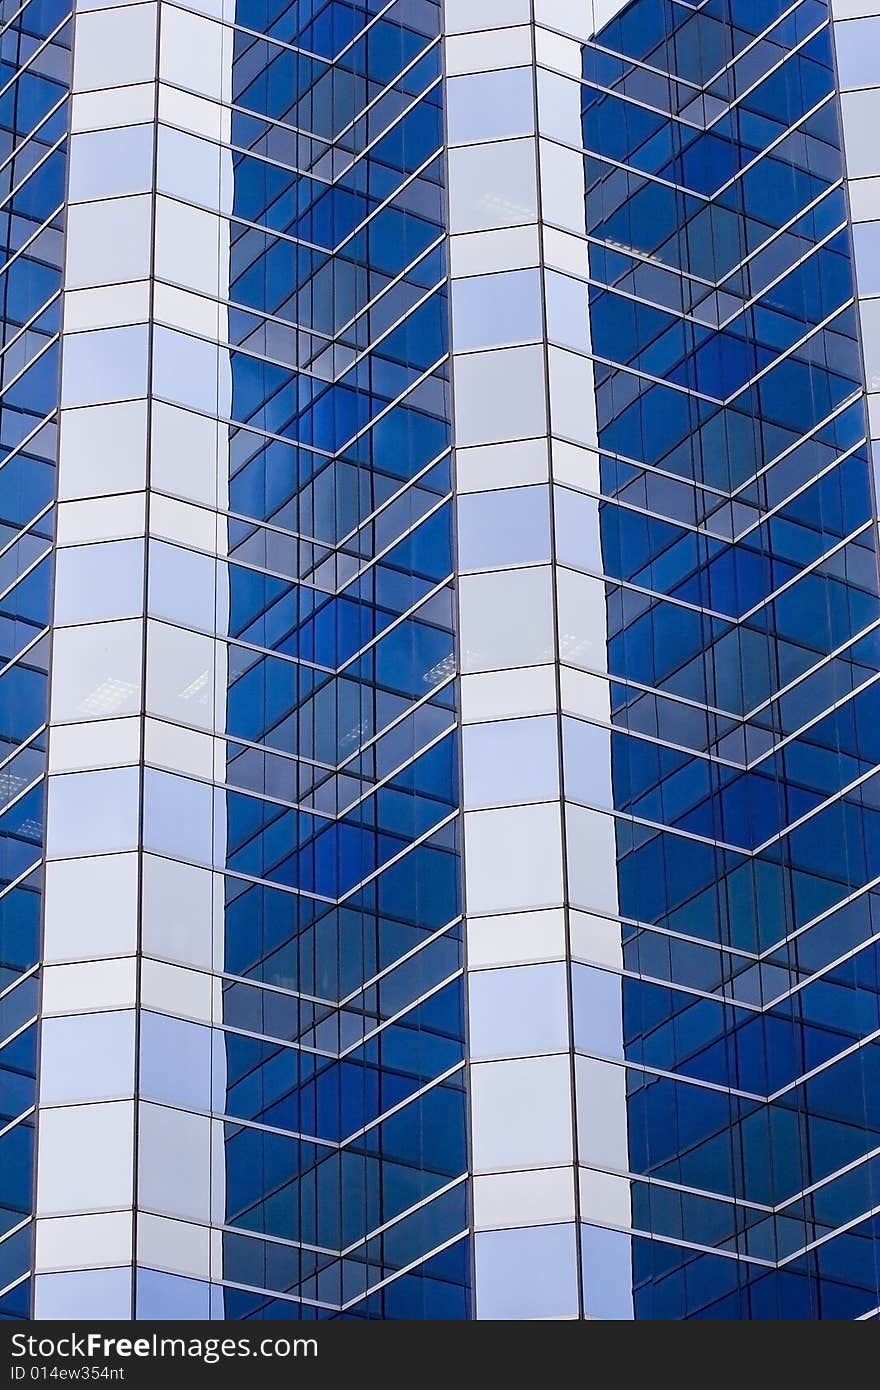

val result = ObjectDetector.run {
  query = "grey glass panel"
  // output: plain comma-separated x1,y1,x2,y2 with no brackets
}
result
66,197,153,289
73,4,157,90
36,1102,135,1212
459,566,555,671
554,487,602,571
470,1054,573,1168
59,401,149,499
137,1103,211,1222
156,125,224,209
50,621,143,723
445,0,530,31
860,296,880,389
152,327,220,415
545,270,591,354
448,140,537,233
841,89,880,178
454,346,546,446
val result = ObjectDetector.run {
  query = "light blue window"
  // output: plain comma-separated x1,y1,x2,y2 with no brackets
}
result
446,67,534,144
545,270,591,354
35,1268,132,1320
469,962,569,1057
148,540,216,631
139,1010,212,1110
475,1224,579,1319
40,1011,136,1104
581,1224,634,1320
68,125,154,201
572,963,625,1060
61,326,150,408
835,18,880,90
54,539,145,624
137,1269,211,1320
153,327,220,415
48,768,140,856
457,485,551,569
452,269,542,351
462,714,558,807
143,769,215,864
562,716,613,808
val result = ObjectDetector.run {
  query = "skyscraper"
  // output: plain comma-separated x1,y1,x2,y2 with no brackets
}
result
2,0,880,1321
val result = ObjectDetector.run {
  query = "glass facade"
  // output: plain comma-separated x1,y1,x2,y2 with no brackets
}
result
29,0,469,1321
2,0,880,1322
212,0,469,1318
585,0,880,1319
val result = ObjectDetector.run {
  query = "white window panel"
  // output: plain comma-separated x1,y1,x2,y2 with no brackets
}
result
465,802,565,915
37,1102,135,1214
470,1054,574,1170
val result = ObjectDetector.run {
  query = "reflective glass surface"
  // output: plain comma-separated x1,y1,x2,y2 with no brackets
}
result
133,0,466,1321
580,0,880,1319
13,0,880,1325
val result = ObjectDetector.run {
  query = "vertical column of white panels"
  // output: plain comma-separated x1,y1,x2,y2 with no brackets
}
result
833,3,880,507
537,0,635,1322
34,0,235,1318
831,0,880,1325
509,0,880,1321
447,0,574,1323
0,0,73,1316
446,0,631,1320
37,0,471,1319
35,0,159,1319
139,0,232,1317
